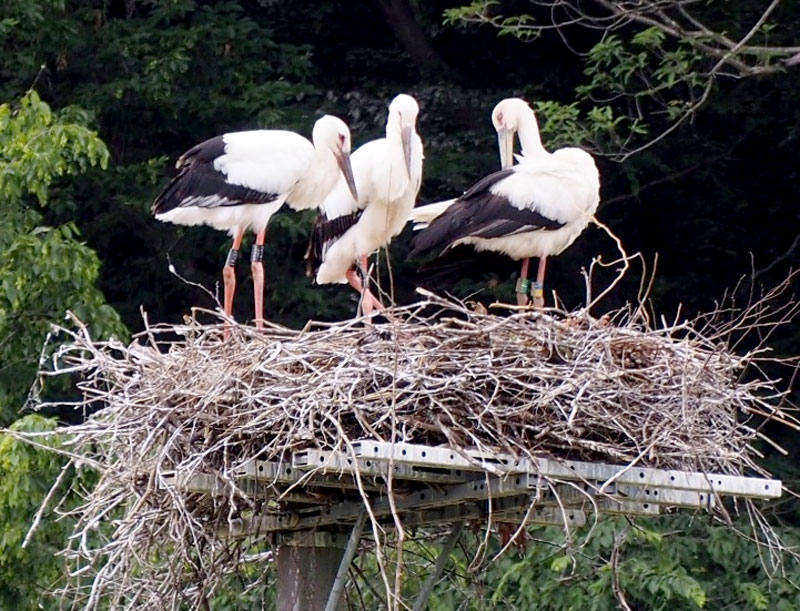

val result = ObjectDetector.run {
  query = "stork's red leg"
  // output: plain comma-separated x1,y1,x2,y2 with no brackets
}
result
251,228,267,330
533,256,547,308
515,257,531,306
223,226,245,320
345,267,374,318
345,257,384,317
359,254,385,312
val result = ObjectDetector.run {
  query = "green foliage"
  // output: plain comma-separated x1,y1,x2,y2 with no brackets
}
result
577,31,706,115
414,517,800,610
0,91,125,425
0,91,108,203
0,415,68,610
443,1,498,27
62,1,315,130
0,0,796,606
444,2,540,42
532,28,711,154
443,2,794,159
321,516,800,609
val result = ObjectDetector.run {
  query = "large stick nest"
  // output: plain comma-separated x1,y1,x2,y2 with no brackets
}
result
58,294,778,472
24,287,798,609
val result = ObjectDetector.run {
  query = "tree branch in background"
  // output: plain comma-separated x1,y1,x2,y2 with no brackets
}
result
446,1,800,159
374,0,451,77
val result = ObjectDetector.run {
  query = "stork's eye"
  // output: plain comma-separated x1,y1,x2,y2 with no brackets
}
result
496,112,504,124
338,133,346,146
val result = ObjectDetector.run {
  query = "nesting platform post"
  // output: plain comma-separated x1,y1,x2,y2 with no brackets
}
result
275,531,347,611
170,439,781,608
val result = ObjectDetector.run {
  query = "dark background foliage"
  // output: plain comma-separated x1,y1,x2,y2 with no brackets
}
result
0,0,798,608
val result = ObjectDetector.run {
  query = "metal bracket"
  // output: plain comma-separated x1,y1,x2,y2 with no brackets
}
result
349,440,781,499
325,511,367,611
293,449,468,484
412,522,465,611
165,439,778,539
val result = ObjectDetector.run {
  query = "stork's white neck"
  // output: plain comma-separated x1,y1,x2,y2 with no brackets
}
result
310,144,339,183
288,146,338,209
385,117,408,171
385,116,402,142
517,110,548,159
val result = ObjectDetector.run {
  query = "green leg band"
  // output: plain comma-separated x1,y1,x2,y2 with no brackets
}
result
516,277,531,296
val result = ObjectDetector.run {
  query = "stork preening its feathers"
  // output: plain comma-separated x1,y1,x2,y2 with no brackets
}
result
409,98,599,307
153,96,597,327
153,116,358,328
305,94,423,315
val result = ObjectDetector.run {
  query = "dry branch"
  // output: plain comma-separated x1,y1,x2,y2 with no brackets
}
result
14,282,800,609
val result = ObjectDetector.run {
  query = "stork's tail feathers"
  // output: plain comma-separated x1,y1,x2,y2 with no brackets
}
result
152,136,226,217
304,210,364,279
407,199,456,230
407,223,450,260
409,199,471,260
415,246,511,289
304,214,325,279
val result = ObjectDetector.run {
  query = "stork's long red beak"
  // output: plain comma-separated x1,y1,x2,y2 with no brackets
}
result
336,150,359,201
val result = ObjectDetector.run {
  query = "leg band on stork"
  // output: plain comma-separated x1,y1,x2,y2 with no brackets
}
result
515,257,547,308
225,248,240,267
516,257,531,306
515,277,531,298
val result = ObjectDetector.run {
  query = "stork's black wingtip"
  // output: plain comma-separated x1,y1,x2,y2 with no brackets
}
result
151,197,165,216
406,242,431,262
405,248,422,262
407,233,435,262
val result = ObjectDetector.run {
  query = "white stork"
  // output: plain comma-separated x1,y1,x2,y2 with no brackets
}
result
409,98,599,307
305,94,423,315
152,115,358,328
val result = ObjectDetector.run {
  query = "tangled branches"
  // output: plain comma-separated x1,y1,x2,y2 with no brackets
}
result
17,282,799,609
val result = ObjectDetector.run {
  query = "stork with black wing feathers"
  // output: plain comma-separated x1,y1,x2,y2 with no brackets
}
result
305,94,423,316
153,116,358,328
409,98,599,307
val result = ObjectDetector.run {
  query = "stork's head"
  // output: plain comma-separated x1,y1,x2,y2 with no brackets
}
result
491,98,535,169
387,94,419,179
313,115,358,201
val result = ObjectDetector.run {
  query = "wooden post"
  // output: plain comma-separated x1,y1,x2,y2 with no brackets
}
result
276,531,347,611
